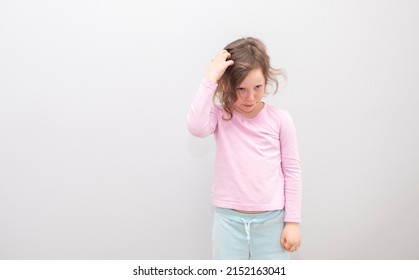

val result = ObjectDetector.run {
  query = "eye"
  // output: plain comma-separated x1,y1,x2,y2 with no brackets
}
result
254,84,263,91
236,87,247,93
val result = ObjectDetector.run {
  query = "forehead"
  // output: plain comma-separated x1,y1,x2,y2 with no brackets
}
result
239,68,265,86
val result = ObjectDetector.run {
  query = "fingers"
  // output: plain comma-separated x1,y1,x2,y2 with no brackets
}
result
212,49,233,64
280,235,286,248
286,244,299,252
281,239,300,252
284,243,299,252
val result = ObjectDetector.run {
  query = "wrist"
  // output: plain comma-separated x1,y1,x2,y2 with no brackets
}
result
285,222,300,227
204,74,218,84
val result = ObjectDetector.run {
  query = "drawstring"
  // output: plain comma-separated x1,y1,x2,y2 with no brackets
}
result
240,218,258,244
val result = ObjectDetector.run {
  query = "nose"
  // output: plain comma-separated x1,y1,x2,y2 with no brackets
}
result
244,91,256,101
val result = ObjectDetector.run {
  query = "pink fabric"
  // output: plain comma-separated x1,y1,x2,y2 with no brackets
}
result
188,79,302,222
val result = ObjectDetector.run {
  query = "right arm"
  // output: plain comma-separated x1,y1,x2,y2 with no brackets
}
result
187,80,218,137
187,50,234,137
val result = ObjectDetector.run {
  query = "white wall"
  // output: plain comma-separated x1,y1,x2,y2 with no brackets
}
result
1,0,418,259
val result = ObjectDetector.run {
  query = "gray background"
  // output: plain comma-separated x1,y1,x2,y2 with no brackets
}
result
1,0,418,259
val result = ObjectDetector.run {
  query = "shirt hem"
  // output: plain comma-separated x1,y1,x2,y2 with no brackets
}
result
212,200,284,212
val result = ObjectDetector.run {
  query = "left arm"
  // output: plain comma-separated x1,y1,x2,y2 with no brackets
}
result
279,111,302,252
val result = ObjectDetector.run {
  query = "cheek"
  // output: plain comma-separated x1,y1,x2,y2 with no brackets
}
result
233,98,240,106
256,91,264,100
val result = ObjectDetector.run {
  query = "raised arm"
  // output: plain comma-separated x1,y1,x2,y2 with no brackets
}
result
187,50,234,137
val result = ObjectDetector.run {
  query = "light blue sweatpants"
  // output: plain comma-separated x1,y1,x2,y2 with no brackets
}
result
212,207,290,260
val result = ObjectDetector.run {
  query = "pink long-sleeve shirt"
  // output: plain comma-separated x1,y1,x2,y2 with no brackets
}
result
188,79,302,222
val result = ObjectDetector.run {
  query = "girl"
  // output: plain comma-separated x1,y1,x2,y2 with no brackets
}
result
187,37,302,260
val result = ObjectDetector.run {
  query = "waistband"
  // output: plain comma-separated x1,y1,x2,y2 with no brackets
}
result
214,207,283,223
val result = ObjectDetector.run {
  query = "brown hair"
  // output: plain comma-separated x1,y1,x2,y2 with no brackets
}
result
215,37,286,119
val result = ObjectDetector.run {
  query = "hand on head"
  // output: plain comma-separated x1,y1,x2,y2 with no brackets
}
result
205,50,234,83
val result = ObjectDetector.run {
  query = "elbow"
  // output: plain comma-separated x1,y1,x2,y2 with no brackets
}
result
281,161,302,182
187,122,209,138
187,111,214,138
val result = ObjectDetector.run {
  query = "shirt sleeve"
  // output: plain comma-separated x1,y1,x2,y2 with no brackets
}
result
187,79,219,138
279,111,302,222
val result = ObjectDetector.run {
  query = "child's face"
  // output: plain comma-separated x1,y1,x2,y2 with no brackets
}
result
233,68,266,115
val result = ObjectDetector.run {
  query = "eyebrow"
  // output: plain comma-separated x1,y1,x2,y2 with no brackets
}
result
237,83,264,88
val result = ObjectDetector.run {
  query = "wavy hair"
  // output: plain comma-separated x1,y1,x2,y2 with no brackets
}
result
215,37,286,119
